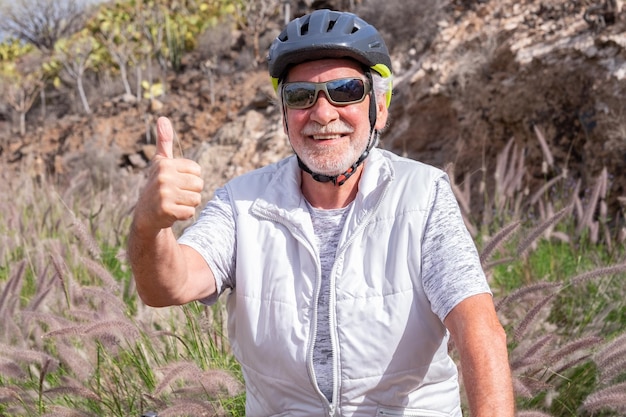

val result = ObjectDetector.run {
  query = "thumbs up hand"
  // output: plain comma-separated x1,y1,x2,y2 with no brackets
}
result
133,117,204,238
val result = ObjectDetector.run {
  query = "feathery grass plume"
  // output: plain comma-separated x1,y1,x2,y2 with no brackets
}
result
41,405,94,417
479,220,521,267
516,411,554,417
576,167,608,237
70,212,102,260
80,256,120,291
154,362,204,396
66,308,100,323
514,293,556,342
0,360,28,380
54,341,93,381
25,272,56,313
567,262,626,287
494,138,514,199
594,331,626,383
512,378,534,398
580,381,626,414
517,204,573,257
20,310,73,334
552,353,593,377
0,258,27,315
198,369,244,398
44,319,141,356
510,334,556,369
482,256,516,271
0,344,58,370
1,313,26,346
83,319,141,340
44,386,101,402
155,362,243,399
0,386,21,402
495,281,561,312
595,331,626,367
80,286,128,317
513,375,552,397
596,350,626,384
50,252,72,309
548,336,603,364
533,124,555,171
158,399,222,417
529,171,567,206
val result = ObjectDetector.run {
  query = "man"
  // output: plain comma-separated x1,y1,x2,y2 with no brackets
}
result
128,9,514,417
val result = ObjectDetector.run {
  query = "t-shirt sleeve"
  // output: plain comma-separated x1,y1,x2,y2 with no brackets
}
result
421,175,491,322
177,187,236,305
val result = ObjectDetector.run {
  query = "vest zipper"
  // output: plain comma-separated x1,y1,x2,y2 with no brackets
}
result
327,182,391,415
252,207,332,410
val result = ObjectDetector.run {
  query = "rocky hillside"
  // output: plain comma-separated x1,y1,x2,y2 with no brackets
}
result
2,0,625,225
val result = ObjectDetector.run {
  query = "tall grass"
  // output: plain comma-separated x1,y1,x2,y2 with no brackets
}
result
0,130,625,416
0,155,244,416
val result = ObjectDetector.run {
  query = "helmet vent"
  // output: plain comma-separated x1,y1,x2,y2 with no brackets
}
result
327,21,336,32
301,22,310,35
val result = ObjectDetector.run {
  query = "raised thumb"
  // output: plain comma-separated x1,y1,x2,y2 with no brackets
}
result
156,116,175,159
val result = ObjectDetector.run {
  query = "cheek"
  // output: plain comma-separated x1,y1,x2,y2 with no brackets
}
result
285,110,308,131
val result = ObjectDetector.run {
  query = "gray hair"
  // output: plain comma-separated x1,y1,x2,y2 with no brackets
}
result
371,71,393,108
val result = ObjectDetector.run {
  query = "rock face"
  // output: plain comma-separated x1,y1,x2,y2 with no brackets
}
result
385,0,626,219
1,0,625,222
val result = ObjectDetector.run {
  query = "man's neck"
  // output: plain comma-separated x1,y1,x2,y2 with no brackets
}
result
301,166,363,209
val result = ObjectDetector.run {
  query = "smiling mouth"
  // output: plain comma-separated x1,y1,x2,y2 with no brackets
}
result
310,133,347,140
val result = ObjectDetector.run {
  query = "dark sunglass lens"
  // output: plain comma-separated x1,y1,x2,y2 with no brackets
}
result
284,84,315,108
328,79,365,103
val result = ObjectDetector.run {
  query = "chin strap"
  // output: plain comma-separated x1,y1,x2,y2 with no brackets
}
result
297,141,373,186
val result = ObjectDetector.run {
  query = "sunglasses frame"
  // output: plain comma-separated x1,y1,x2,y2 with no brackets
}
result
281,77,371,109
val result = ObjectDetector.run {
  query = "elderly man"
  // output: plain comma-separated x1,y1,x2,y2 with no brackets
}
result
128,9,514,417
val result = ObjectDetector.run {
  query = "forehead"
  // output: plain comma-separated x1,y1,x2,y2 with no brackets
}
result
285,58,366,82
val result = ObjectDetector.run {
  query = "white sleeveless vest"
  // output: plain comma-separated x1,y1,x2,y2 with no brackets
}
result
224,149,463,416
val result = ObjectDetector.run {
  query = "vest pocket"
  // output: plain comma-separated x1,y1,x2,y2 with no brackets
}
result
376,405,450,416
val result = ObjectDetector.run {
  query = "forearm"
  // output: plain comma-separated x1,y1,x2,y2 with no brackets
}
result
458,325,515,416
128,221,191,307
445,294,515,416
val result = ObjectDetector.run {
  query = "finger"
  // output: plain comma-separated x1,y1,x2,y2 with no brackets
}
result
173,159,202,177
156,116,175,159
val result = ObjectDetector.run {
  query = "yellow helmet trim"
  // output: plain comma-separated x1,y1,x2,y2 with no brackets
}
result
371,63,393,108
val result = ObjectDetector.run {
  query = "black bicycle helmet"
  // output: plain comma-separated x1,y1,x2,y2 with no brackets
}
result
269,10,392,186
268,9,392,106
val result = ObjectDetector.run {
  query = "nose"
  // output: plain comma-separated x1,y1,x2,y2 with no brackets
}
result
309,92,339,125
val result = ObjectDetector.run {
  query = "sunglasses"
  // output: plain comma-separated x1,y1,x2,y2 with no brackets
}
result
281,78,371,109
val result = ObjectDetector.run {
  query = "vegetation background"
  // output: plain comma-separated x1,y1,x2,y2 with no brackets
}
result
0,0,625,416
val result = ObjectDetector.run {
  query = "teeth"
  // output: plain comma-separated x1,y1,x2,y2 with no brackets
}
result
312,134,343,140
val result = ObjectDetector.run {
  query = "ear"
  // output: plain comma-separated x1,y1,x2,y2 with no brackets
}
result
374,98,389,130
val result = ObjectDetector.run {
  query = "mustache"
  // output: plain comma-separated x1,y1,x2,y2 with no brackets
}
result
300,121,355,136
